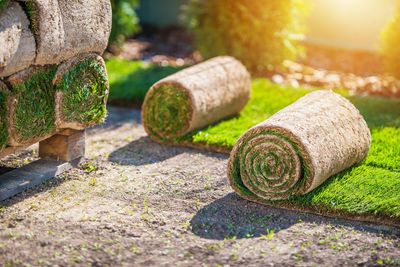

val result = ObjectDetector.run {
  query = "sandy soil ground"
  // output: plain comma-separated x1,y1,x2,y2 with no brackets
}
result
0,106,399,267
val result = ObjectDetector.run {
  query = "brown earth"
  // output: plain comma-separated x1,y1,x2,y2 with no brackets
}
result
0,106,399,267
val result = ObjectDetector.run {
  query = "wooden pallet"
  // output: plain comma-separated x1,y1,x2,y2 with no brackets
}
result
0,129,85,201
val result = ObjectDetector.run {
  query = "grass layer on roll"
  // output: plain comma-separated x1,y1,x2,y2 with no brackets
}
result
0,0,7,11
0,91,8,149
106,59,182,105
20,1,39,37
12,67,57,142
143,85,191,142
56,59,108,126
183,79,400,219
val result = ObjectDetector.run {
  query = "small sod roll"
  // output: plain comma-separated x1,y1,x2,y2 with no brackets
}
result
142,56,251,142
54,54,109,130
228,90,371,201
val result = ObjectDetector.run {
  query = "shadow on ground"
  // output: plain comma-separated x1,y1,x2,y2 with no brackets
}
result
190,193,400,240
87,106,142,135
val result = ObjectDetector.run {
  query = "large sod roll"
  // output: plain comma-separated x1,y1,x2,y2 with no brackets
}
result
6,65,57,146
142,56,251,142
53,54,109,130
228,90,371,201
0,1,36,77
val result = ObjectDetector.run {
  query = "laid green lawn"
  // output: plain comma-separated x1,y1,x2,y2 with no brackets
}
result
183,79,400,221
106,59,181,104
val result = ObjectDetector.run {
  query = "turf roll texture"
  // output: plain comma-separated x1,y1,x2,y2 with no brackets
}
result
0,1,36,77
142,56,251,142
6,65,57,146
54,54,109,130
228,90,371,201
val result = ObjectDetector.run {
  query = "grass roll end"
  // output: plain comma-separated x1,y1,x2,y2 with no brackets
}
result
55,54,109,129
142,83,193,143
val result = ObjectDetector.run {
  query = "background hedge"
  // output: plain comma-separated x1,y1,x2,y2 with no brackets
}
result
183,0,307,74
109,0,141,46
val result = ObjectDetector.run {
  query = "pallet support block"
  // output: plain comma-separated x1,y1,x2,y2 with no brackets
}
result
0,129,85,201
39,129,85,161
0,159,79,201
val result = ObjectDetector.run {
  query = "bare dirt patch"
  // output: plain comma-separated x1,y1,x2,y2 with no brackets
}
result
0,106,399,266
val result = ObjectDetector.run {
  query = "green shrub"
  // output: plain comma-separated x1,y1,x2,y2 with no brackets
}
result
380,6,400,78
0,0,7,11
109,0,140,46
183,0,307,74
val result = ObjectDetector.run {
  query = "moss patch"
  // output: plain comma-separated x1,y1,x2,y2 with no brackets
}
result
143,85,192,142
182,79,400,220
55,59,108,126
12,67,57,142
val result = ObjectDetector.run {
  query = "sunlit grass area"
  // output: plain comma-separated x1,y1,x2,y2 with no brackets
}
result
106,59,181,104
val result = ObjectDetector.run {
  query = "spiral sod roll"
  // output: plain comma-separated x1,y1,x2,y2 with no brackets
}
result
228,90,371,201
54,54,109,130
142,56,252,142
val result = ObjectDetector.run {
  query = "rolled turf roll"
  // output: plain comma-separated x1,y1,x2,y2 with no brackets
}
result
142,56,251,142
0,1,36,77
6,65,57,146
228,90,371,201
18,0,65,65
0,80,10,149
53,54,109,130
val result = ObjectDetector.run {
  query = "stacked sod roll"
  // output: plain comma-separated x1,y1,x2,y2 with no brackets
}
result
54,54,109,130
142,56,252,142
0,0,111,151
228,90,371,201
